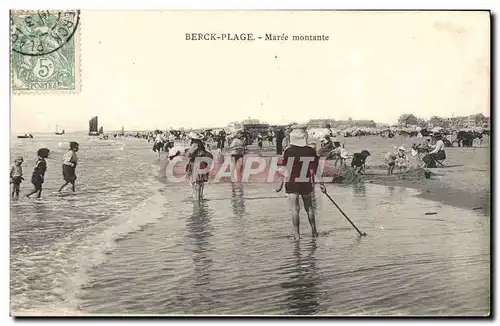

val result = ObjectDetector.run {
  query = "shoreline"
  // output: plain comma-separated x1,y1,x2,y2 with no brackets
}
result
161,144,491,215
361,172,490,215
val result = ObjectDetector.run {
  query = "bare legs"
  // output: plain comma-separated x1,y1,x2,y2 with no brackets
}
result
58,181,75,192
288,193,318,240
288,194,301,239
11,184,20,198
191,182,205,200
26,187,42,199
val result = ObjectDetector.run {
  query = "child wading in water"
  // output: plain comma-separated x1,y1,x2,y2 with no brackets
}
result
58,142,79,193
10,156,24,198
26,148,50,199
186,132,213,200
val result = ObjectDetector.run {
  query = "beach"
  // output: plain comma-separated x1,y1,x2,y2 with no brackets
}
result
10,133,490,316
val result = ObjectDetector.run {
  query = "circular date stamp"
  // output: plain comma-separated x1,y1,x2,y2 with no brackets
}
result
11,10,80,57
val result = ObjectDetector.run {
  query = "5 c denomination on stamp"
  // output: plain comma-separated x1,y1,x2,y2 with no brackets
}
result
10,10,81,92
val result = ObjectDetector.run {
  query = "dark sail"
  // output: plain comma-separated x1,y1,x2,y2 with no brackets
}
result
99,126,103,134
89,116,99,136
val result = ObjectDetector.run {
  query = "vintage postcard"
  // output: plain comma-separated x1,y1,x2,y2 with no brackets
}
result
10,10,490,316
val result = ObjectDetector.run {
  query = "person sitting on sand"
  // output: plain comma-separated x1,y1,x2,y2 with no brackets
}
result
423,133,446,168
58,142,79,193
186,132,213,200
318,135,334,158
279,125,323,239
26,148,50,199
350,150,371,174
10,156,24,198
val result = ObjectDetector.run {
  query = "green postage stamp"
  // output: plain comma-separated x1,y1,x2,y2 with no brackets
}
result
10,10,81,92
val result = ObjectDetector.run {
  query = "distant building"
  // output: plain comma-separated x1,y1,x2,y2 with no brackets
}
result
335,120,377,128
307,119,336,128
398,114,418,126
243,123,270,134
465,115,477,127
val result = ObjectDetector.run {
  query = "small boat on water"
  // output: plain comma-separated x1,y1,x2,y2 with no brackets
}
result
55,124,65,136
17,133,34,139
119,126,125,136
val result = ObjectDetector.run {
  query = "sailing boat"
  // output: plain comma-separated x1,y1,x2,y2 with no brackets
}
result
119,126,125,136
98,126,104,134
17,133,34,139
89,116,99,136
55,124,65,135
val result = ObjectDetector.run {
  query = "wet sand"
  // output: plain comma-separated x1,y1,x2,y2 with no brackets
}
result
10,134,490,315
239,137,490,215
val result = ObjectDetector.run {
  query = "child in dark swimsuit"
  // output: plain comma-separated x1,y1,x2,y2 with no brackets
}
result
26,148,50,199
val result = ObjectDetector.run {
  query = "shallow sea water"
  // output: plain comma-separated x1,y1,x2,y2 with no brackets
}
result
10,134,490,316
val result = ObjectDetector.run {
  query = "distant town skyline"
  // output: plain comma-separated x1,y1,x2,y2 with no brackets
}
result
10,111,490,134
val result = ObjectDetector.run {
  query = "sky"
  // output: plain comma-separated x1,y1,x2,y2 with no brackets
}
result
11,10,490,133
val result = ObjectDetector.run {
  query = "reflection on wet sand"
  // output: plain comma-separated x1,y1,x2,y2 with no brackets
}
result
352,183,367,196
281,240,320,315
231,182,246,218
186,200,215,308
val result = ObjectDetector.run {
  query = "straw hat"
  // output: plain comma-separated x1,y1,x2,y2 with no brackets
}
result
14,156,23,163
398,145,406,152
188,131,202,140
289,128,308,147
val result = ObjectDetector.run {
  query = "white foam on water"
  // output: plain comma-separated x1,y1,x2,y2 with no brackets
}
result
10,182,169,315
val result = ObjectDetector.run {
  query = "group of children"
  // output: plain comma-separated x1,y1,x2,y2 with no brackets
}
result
10,142,79,199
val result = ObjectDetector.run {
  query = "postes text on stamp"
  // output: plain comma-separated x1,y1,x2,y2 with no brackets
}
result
10,10,81,92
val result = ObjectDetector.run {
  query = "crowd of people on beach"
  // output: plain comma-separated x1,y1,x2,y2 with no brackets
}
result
137,122,480,238
11,121,488,238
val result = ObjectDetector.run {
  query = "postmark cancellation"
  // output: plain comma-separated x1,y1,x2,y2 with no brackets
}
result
10,10,81,93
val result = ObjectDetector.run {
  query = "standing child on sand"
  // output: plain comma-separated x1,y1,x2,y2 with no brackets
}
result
384,151,397,175
10,156,24,198
26,148,50,199
396,146,410,173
